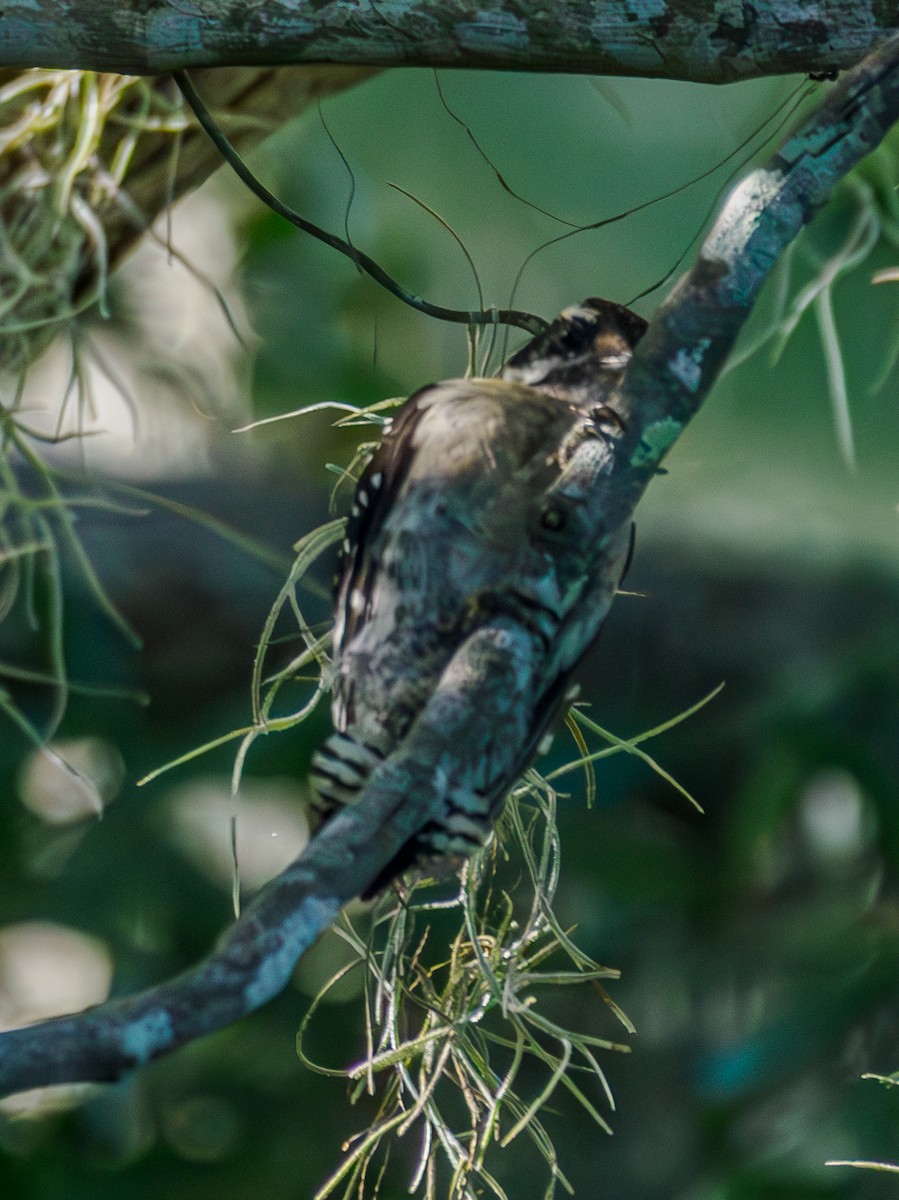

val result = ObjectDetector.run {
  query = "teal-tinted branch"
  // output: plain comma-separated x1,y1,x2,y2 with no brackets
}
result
0,1,893,82
0,622,536,1095
590,30,899,534
2,32,899,1101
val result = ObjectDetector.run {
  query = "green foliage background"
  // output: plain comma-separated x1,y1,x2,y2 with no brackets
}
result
2,67,899,1199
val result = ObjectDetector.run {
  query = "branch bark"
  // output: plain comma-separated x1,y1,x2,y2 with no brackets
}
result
0,623,535,1095
2,31,899,1100
0,1,894,83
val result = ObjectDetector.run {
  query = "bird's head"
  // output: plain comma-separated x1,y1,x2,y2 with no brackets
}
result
501,297,648,404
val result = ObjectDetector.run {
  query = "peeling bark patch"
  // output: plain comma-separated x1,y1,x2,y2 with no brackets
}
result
711,1,758,53
590,11,665,68
703,167,786,265
691,254,731,289
146,11,207,56
623,0,671,41
242,897,340,1009
778,18,830,48
626,0,668,18
121,1009,175,1065
457,10,530,51
235,4,314,39
670,339,710,393
632,416,682,468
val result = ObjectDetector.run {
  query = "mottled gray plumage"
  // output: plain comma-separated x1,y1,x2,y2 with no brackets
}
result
311,298,647,892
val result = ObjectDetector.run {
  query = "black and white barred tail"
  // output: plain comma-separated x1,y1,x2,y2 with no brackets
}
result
311,728,495,893
309,731,384,813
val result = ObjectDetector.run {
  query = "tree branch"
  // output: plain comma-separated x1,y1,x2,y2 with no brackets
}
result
0,1,894,83
0,622,537,1095
3,31,899,1102
598,30,899,522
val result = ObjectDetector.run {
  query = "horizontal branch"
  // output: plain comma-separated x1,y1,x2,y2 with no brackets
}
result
0,1,894,82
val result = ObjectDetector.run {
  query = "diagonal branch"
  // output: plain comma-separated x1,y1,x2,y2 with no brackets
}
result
589,31,899,533
2,33,899,1099
0,622,537,1095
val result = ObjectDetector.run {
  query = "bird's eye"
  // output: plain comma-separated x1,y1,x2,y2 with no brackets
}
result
552,323,590,356
590,405,626,435
541,504,566,532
